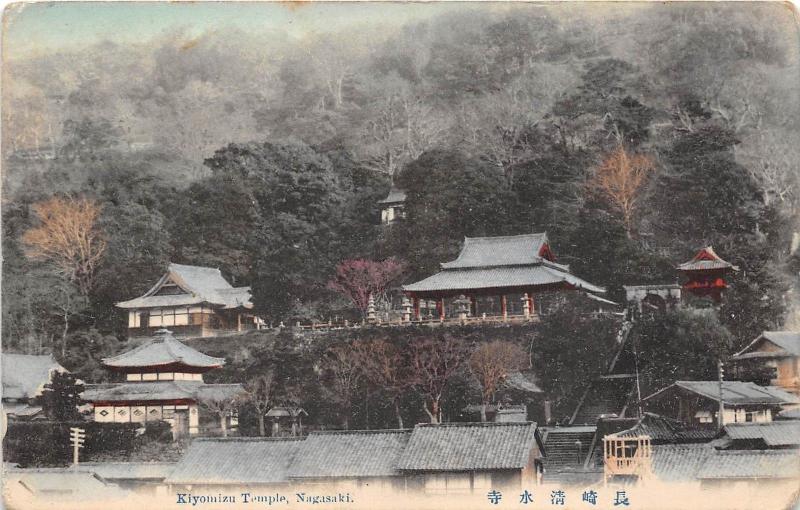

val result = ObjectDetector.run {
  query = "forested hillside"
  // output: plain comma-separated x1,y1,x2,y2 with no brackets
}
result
3,3,798,371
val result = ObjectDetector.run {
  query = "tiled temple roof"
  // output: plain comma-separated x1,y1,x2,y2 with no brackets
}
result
677,246,739,272
397,422,541,472
404,233,604,295
83,381,243,403
101,331,225,369
165,438,301,485
116,263,252,309
288,430,410,479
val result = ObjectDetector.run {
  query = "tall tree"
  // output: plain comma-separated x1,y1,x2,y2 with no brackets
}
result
589,144,656,238
22,196,107,298
351,339,414,428
408,334,468,424
469,341,527,422
243,372,275,437
319,344,364,430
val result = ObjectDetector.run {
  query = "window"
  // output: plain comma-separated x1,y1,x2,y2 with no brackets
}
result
695,410,713,424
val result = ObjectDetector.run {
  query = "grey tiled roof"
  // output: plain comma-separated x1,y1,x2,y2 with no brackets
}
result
696,450,800,480
165,438,302,485
734,331,800,359
677,246,739,272
722,422,800,447
403,264,605,294
650,444,715,482
396,422,540,472
117,263,252,309
440,234,550,269
83,381,243,403
610,413,716,443
1,354,65,400
102,331,225,368
644,381,800,406
288,430,411,479
378,188,406,204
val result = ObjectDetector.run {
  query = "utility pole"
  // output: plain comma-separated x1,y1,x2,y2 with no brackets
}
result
70,427,86,468
717,360,725,432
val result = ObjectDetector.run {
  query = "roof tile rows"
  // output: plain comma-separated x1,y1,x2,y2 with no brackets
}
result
644,381,800,406
165,438,301,485
101,331,225,369
116,263,252,310
440,234,549,269
651,445,800,482
403,265,605,294
287,430,410,479
166,422,541,485
83,381,244,403
396,422,540,472
722,421,800,447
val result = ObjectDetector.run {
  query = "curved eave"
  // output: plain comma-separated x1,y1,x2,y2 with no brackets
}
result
102,361,223,373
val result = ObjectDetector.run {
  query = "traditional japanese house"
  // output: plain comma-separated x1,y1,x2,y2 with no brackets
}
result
164,437,302,491
677,246,739,301
287,430,411,490
642,381,800,428
116,263,258,339
378,187,406,225
2,354,67,420
83,329,244,437
396,422,545,495
731,331,800,395
403,233,605,321
714,421,800,450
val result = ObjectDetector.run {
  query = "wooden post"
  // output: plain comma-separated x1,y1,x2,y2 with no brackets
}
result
237,313,242,332
470,296,477,317
528,294,535,316
522,293,530,319
500,295,507,320
439,298,446,321
413,297,421,321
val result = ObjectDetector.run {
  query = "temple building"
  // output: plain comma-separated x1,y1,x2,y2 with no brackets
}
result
379,187,406,225
83,329,243,438
402,233,604,321
677,246,739,301
732,331,800,395
116,263,260,339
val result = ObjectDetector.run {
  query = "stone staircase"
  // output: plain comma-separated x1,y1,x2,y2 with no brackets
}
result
542,427,597,469
571,377,634,425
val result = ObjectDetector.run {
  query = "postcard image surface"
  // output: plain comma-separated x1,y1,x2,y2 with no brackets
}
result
2,2,800,509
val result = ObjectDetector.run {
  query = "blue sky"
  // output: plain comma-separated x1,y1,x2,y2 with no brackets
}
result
3,2,463,57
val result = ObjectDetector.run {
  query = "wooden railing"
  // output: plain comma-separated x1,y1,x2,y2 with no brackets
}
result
291,312,542,331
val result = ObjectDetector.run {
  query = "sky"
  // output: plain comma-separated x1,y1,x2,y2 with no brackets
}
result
3,1,466,58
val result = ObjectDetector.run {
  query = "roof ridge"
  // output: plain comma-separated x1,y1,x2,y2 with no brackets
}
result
193,437,303,442
414,421,536,428
308,429,411,436
463,233,546,242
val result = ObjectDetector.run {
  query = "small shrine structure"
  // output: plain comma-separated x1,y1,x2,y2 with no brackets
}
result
677,246,739,301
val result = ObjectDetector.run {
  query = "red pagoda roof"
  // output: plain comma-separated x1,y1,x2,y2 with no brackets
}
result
101,330,225,370
677,246,739,272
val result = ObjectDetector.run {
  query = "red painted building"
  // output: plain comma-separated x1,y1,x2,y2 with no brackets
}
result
677,247,739,301
402,233,605,321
